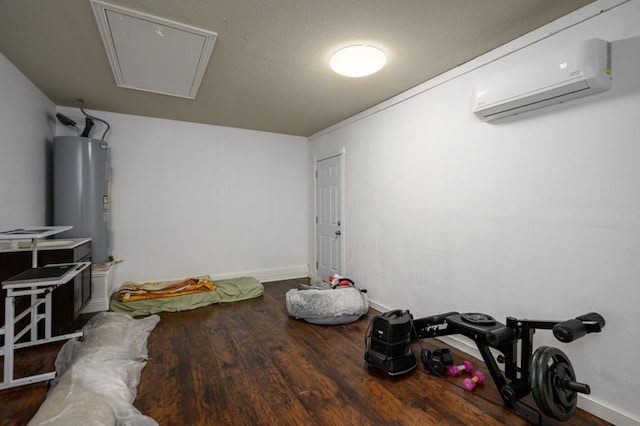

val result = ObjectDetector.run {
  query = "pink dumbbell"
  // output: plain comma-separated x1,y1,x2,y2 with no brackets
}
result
463,371,485,391
447,360,473,377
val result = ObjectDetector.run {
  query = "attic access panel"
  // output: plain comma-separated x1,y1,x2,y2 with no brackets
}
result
91,0,217,99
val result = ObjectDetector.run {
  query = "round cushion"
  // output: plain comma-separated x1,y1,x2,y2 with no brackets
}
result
285,285,369,325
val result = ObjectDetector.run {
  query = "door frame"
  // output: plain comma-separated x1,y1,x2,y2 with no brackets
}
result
313,148,346,281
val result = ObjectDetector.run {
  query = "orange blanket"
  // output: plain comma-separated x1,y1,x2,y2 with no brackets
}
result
118,276,216,302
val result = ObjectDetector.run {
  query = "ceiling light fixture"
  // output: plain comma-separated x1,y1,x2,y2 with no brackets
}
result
330,45,386,78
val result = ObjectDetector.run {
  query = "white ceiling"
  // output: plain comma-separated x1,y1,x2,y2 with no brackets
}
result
0,0,593,137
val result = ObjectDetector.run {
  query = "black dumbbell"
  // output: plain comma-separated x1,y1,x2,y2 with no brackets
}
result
421,348,453,375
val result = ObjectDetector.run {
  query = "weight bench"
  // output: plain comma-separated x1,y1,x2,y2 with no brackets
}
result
410,311,605,424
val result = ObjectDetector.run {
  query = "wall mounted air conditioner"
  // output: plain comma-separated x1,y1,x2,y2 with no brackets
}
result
473,38,612,122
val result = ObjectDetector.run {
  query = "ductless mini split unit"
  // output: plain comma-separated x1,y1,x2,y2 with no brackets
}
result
473,38,612,122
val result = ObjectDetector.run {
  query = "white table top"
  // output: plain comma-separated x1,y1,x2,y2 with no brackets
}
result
0,226,72,240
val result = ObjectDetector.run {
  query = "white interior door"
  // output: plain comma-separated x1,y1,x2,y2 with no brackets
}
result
316,155,342,281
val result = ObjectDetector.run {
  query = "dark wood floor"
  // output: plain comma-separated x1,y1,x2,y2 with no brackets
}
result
1,278,611,425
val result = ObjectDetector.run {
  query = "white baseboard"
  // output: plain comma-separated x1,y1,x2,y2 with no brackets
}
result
368,300,390,313
578,399,640,426
83,297,110,314
83,262,118,314
368,298,637,426
210,265,308,283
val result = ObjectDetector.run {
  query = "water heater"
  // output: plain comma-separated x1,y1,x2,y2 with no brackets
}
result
53,136,111,263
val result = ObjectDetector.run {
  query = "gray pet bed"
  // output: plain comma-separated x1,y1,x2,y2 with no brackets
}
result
286,282,369,325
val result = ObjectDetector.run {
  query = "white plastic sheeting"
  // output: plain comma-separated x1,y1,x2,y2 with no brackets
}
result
29,312,160,425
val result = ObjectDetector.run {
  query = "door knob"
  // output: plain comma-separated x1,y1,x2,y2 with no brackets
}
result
335,230,341,236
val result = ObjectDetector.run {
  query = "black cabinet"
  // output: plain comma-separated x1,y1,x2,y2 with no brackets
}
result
0,239,91,336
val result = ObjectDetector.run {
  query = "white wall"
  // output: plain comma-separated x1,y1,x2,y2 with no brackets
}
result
309,1,640,424
0,53,56,228
56,107,308,284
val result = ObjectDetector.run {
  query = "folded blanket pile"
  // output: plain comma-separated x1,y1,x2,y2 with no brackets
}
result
118,275,215,302
110,276,264,316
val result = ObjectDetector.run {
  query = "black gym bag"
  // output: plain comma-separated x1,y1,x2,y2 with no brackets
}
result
364,310,417,376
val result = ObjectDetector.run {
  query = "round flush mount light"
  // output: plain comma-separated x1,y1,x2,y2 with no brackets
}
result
330,45,386,78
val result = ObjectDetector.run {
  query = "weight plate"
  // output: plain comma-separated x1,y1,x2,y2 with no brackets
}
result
530,346,549,417
530,346,577,421
460,313,496,326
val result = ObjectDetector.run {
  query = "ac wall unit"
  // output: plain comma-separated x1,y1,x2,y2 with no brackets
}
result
473,38,612,122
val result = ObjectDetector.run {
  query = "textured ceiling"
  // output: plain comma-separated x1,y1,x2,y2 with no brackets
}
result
0,0,593,136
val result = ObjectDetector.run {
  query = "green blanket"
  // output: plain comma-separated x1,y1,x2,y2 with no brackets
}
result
109,276,264,316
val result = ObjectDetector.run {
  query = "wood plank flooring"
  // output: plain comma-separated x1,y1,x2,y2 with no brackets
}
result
1,278,611,425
